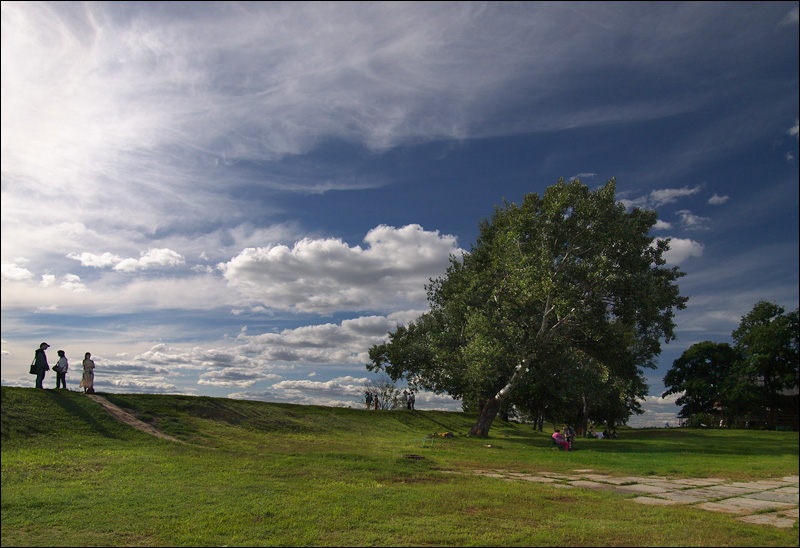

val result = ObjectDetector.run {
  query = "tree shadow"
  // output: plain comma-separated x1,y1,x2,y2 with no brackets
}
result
46,390,121,440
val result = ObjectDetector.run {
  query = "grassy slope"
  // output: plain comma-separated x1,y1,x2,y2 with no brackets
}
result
2,386,798,547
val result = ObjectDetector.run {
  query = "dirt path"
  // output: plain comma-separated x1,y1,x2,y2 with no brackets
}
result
86,394,185,443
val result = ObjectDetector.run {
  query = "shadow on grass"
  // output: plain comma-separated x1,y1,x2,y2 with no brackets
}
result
560,435,798,457
46,390,121,440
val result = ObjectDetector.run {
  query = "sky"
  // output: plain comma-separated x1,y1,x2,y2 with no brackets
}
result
2,1,798,427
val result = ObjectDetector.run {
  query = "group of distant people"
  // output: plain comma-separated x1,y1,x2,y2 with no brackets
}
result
552,424,621,450
30,342,95,394
551,424,577,451
588,426,618,439
363,389,416,410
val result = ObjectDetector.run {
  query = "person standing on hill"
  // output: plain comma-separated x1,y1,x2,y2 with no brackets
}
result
54,350,69,389
80,352,95,394
409,391,415,410
31,342,50,389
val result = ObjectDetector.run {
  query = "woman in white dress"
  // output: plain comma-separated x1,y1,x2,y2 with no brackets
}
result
80,352,95,394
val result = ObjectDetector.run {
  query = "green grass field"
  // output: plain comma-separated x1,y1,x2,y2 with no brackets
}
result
2,386,797,546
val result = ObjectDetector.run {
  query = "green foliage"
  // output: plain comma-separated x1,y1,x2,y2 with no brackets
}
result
663,301,799,427
663,341,739,419
732,301,799,426
369,178,687,435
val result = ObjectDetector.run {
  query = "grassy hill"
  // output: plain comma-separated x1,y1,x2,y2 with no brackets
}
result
2,386,797,546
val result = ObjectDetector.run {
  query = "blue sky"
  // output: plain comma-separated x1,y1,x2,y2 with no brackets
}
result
2,1,798,426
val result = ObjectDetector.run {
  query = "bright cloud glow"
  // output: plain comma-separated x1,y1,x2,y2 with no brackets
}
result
2,2,797,429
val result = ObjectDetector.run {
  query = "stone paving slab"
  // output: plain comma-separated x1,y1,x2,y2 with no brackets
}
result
729,480,788,490
631,496,679,506
612,483,673,495
461,469,798,529
736,514,797,528
743,491,799,504
696,497,795,514
623,475,669,482
506,475,558,483
569,480,619,491
648,491,714,504
782,508,799,519
671,477,728,486
684,485,763,498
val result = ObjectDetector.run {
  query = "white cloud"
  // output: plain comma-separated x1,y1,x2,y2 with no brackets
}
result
707,193,729,205
789,119,799,138
569,172,596,182
675,210,711,230
649,186,702,207
662,238,704,265
59,274,88,293
113,248,185,272
236,315,399,366
653,219,672,231
1,264,33,281
68,252,124,268
220,224,462,313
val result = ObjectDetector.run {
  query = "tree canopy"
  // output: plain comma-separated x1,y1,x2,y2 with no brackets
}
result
663,301,799,427
368,178,687,436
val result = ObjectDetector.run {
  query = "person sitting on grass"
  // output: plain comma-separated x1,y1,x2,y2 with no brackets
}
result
552,429,569,451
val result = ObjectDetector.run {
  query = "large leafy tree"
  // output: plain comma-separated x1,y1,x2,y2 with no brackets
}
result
731,301,799,427
662,301,799,427
662,341,739,422
368,178,687,436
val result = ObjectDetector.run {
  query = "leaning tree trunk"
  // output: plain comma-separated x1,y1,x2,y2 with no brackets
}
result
467,357,532,437
468,396,504,437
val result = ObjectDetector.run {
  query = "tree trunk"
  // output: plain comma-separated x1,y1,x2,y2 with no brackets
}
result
580,394,589,435
467,357,531,437
468,396,504,437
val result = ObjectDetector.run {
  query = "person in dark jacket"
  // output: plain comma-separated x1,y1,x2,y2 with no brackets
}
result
32,342,50,389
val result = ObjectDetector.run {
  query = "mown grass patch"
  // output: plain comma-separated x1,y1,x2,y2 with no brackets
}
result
2,387,797,546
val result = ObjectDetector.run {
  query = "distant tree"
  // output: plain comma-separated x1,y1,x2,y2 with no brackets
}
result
731,301,799,427
662,341,739,422
363,373,402,410
368,178,687,436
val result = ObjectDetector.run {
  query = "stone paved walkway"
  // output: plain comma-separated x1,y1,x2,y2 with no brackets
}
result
457,468,799,529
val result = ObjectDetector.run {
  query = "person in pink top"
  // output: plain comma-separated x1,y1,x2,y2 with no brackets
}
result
552,428,569,451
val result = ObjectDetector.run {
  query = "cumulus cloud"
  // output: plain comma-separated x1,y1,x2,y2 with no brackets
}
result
236,315,399,365
662,238,704,265
653,219,672,231
113,248,186,272
220,224,461,313
68,252,124,268
59,273,88,292
198,369,281,388
1,263,33,281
